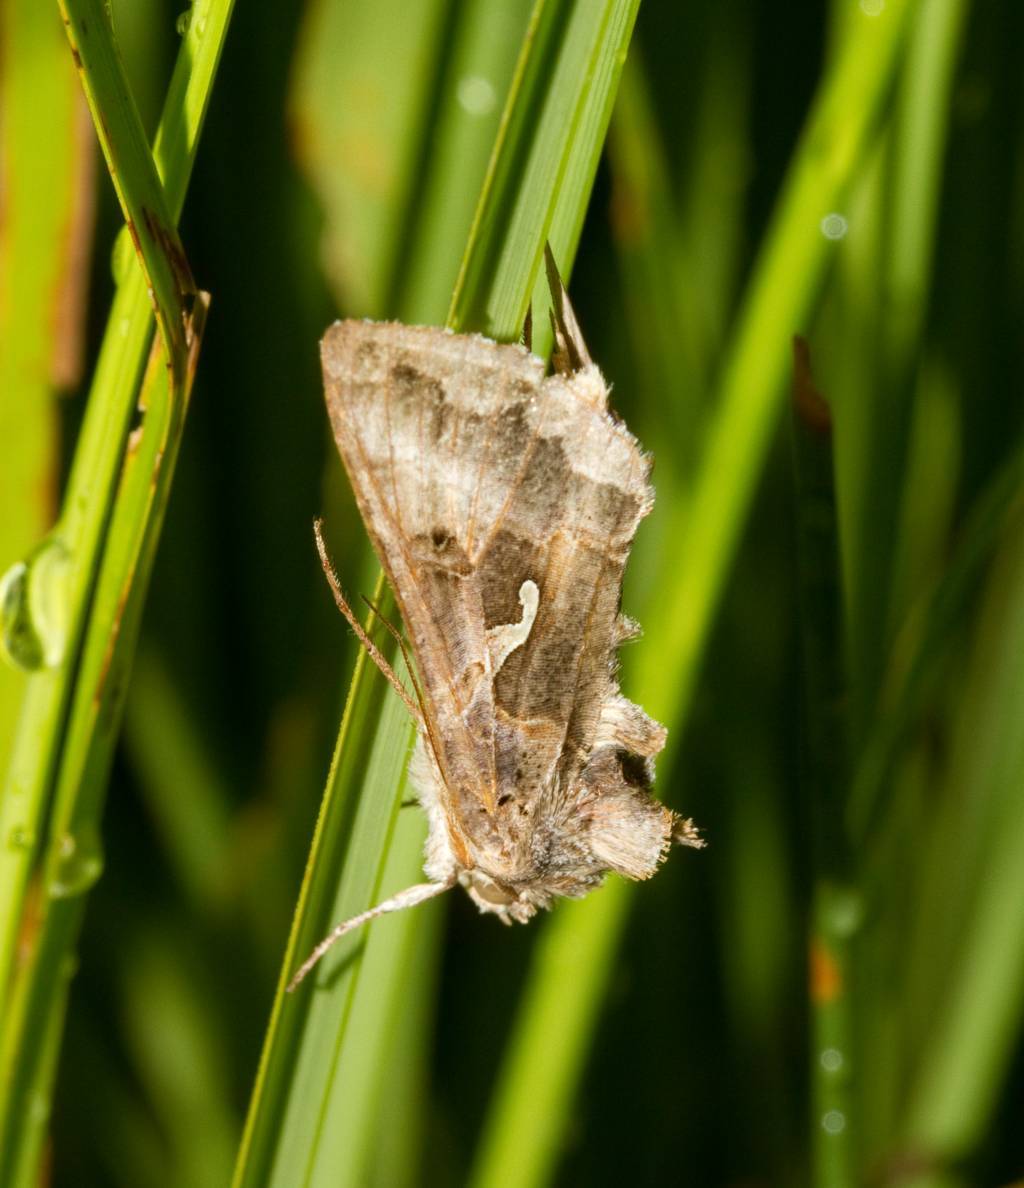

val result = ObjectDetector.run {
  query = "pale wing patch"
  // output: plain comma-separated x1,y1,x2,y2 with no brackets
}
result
487,579,539,673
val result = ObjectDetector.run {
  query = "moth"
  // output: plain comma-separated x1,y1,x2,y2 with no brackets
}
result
289,251,702,991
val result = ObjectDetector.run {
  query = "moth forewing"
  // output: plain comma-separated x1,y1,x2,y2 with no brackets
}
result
291,257,703,990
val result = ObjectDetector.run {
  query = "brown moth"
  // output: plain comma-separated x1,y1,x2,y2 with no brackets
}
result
288,251,702,991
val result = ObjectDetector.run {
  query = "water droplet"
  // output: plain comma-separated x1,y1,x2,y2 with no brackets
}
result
1,538,71,672
48,828,104,899
194,13,206,35
7,825,37,851
28,1093,50,1126
822,1109,846,1134
820,1047,844,1073
828,888,863,937
820,212,848,240
457,76,497,117
175,8,192,34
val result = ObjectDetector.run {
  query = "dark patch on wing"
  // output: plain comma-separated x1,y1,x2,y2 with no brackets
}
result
567,474,641,543
354,339,383,373
391,359,448,444
476,529,541,629
514,435,570,526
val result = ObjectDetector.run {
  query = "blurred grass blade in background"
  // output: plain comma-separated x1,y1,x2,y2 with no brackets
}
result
470,5,917,1187
790,339,854,1188
0,4,92,778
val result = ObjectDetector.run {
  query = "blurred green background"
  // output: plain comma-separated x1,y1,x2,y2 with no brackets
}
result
3,0,1024,1185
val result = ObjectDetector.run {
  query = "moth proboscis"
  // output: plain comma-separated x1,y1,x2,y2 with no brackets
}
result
288,249,703,992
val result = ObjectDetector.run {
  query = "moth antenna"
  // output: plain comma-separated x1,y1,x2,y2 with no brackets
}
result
543,242,592,374
286,877,456,991
523,304,533,352
359,593,429,718
357,593,452,786
314,519,425,726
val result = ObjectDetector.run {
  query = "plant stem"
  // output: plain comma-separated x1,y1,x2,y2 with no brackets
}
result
791,338,856,1188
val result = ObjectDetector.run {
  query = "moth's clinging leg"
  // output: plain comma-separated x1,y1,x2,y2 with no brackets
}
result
313,518,424,725
287,876,456,991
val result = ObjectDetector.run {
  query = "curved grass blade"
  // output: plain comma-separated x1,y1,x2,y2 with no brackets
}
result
231,580,420,1188
234,4,533,1183
470,6,917,1186
238,0,641,1180
58,0,193,379
448,0,642,353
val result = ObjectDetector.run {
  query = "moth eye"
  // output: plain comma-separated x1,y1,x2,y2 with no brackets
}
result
431,527,451,550
497,793,512,807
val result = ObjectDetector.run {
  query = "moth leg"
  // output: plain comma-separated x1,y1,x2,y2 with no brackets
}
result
313,519,424,726
287,875,456,991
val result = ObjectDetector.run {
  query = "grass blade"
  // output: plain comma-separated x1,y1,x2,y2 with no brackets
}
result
472,6,917,1186
0,4,88,774
449,0,642,352
234,4,532,1182
791,340,854,1187
0,0,233,1175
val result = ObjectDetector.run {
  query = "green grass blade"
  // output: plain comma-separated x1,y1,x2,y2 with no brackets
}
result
395,1,538,324
472,7,917,1186
231,583,417,1187
448,0,642,353
897,502,1024,1177
636,0,916,734
468,884,632,1188
58,0,193,376
0,312,209,1187
0,4,82,776
234,5,529,1182
790,342,855,1187
0,0,233,1175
